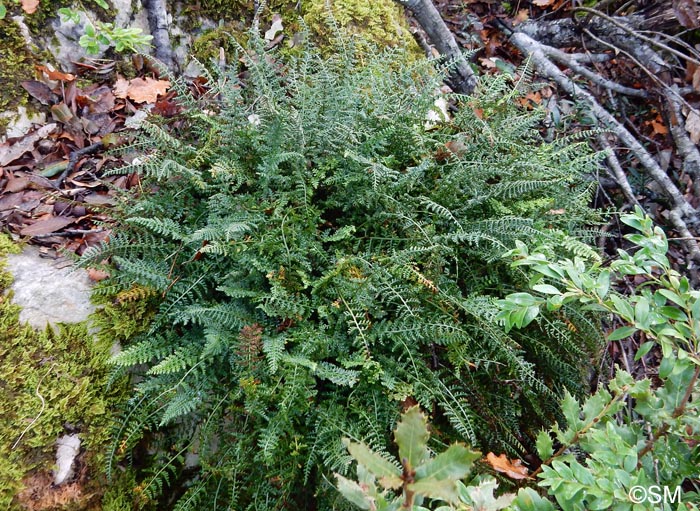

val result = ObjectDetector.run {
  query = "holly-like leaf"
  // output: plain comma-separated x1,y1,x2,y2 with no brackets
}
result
415,443,479,481
394,406,429,471
409,477,461,504
335,474,373,510
485,453,529,480
536,430,553,460
344,439,402,489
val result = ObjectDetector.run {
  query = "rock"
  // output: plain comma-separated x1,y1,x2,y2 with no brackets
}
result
0,106,47,141
4,246,95,328
54,434,81,485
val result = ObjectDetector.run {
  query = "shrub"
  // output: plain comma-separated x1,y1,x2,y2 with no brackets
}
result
339,210,700,511
81,36,604,509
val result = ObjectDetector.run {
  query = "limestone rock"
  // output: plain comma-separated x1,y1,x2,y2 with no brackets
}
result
5,246,95,329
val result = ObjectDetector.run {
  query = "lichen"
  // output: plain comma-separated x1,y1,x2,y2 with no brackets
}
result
0,235,131,510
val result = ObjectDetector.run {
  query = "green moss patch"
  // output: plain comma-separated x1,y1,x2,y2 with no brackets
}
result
0,18,35,120
0,235,128,510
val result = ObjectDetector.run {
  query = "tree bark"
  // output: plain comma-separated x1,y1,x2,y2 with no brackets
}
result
395,0,477,95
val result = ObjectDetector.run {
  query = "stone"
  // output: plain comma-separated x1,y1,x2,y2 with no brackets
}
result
4,246,95,329
54,434,81,485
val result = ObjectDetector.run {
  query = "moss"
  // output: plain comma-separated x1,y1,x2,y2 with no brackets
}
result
0,18,35,126
302,0,418,52
0,234,130,510
191,21,248,65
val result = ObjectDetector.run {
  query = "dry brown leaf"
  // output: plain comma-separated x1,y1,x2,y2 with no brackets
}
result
485,452,529,480
674,0,700,29
88,268,110,282
513,8,530,25
693,67,700,93
113,77,130,99
685,111,700,144
126,77,171,104
0,123,58,166
21,0,40,14
265,13,284,41
650,120,668,136
35,65,75,82
532,0,555,6
20,216,75,236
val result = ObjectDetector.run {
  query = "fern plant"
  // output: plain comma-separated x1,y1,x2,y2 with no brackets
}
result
83,33,606,510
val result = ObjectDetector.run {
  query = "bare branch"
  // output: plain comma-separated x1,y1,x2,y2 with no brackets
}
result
394,0,477,94
509,31,700,261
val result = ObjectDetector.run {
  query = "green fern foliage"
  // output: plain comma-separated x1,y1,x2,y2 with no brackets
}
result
84,35,605,510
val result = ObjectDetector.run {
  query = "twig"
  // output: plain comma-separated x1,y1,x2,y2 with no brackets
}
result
30,228,106,239
12,363,56,450
572,7,700,66
55,142,103,188
663,86,700,197
509,32,700,262
597,135,642,208
542,46,647,98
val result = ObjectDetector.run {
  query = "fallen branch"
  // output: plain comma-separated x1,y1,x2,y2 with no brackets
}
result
509,31,700,262
395,0,477,94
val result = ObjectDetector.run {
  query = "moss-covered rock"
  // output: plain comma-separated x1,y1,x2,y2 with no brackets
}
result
0,18,35,127
0,235,130,510
302,0,416,50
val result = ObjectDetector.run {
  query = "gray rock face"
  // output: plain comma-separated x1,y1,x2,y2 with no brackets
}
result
5,246,95,328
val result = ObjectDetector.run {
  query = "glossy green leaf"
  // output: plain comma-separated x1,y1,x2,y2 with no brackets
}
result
414,443,479,481
533,284,561,295
607,326,637,341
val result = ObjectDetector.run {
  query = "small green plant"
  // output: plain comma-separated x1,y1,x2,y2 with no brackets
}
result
81,34,604,509
58,3,152,55
0,0,151,53
497,208,700,510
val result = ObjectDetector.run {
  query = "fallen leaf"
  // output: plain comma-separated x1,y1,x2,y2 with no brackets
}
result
532,0,555,6
265,13,284,41
21,0,39,14
88,268,110,282
513,8,529,25
126,77,171,104
685,111,700,144
0,193,24,211
485,452,529,480
35,64,75,82
480,57,497,69
21,80,54,105
51,103,75,123
693,67,700,93
650,119,668,136
0,123,58,166
20,216,75,236
113,77,129,99
674,0,700,29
